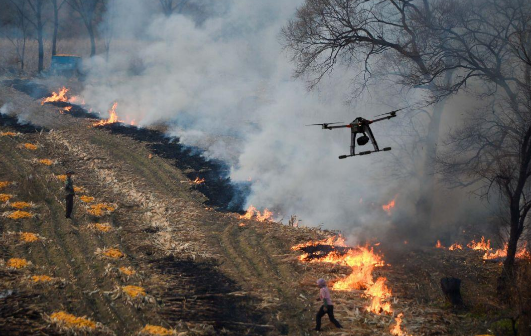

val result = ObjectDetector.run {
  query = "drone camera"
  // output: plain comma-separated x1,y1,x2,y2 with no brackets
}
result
338,155,348,159
383,147,391,151
357,135,369,146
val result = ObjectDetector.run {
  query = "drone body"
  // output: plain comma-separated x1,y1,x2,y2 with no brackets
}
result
308,109,402,159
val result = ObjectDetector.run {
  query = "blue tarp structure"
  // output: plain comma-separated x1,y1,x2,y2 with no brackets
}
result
49,55,82,76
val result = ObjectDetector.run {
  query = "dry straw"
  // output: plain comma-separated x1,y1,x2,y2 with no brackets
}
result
23,143,38,150
139,325,176,335
6,258,30,269
4,210,34,219
10,201,32,209
0,193,13,202
80,195,95,203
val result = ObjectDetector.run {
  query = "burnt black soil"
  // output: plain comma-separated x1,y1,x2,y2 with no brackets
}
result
153,256,277,335
296,244,353,261
0,113,46,133
4,79,249,211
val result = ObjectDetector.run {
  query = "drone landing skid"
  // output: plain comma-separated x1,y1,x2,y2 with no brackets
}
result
339,147,391,159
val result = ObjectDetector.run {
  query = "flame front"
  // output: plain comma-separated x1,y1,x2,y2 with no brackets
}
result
449,243,463,250
239,205,273,222
382,195,397,215
93,103,121,126
483,242,531,261
390,313,411,336
41,87,69,105
192,177,205,184
467,236,491,251
435,240,444,249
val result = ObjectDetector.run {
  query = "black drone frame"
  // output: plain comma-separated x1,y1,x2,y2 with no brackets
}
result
308,109,402,159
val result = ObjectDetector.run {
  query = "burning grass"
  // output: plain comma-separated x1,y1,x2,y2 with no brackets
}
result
467,236,491,251
37,159,54,166
87,203,116,217
41,87,69,105
22,143,38,150
55,174,67,182
449,243,463,250
239,205,273,222
4,210,34,219
6,258,30,269
139,325,176,336
80,195,95,203
390,313,412,336
93,102,121,126
0,193,13,202
0,181,11,189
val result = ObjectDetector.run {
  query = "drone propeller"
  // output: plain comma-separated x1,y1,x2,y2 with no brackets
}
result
306,122,344,127
374,107,407,117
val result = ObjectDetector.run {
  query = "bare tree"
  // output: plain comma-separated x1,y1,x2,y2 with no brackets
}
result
9,0,47,72
433,0,531,292
50,0,66,55
282,0,453,232
66,0,102,56
159,0,190,16
2,0,31,71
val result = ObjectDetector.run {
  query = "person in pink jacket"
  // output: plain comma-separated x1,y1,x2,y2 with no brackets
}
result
315,278,343,331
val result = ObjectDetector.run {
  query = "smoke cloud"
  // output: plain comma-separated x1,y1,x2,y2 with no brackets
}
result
79,0,434,235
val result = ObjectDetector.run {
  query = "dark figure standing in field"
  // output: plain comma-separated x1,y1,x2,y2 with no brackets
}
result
65,171,75,219
315,278,342,331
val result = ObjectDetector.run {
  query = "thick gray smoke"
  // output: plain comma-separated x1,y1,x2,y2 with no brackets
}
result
80,0,426,234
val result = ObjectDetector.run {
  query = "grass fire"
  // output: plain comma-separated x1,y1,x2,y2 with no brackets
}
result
2,0,531,335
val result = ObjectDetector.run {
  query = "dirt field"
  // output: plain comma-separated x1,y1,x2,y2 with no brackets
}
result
0,81,524,335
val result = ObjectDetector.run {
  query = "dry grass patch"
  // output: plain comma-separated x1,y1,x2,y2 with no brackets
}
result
119,266,136,276
139,325,177,336
38,159,54,166
0,193,13,202
0,181,11,189
55,174,67,182
122,285,146,298
31,275,53,283
80,195,95,203
73,186,84,193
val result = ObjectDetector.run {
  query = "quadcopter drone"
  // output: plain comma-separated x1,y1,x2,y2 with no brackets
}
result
307,108,403,159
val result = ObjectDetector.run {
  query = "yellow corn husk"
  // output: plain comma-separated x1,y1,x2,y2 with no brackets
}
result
119,266,136,276
140,325,175,335
0,181,10,189
0,131,17,137
39,159,53,166
32,275,53,283
103,248,124,259
55,174,67,182
11,201,32,209
23,143,38,150
7,258,29,269
7,210,33,219
122,285,146,298
88,203,115,217
0,194,13,202
20,232,39,242
50,311,96,330
87,223,112,232
80,195,95,203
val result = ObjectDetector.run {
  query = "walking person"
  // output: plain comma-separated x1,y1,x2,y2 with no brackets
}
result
65,171,75,219
315,278,342,332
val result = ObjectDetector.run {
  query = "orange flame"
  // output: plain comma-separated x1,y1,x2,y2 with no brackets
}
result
93,103,121,126
467,236,491,251
483,242,531,261
435,240,445,249
390,313,411,336
290,235,346,251
41,87,69,105
192,177,205,184
449,243,463,251
239,205,273,222
365,277,393,315
382,195,397,215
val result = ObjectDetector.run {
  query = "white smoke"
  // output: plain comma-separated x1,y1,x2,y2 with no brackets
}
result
81,0,410,232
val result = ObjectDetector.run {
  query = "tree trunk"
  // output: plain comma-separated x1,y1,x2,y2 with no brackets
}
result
52,1,59,55
88,22,96,56
415,97,445,229
21,36,26,71
498,200,523,296
37,22,44,72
